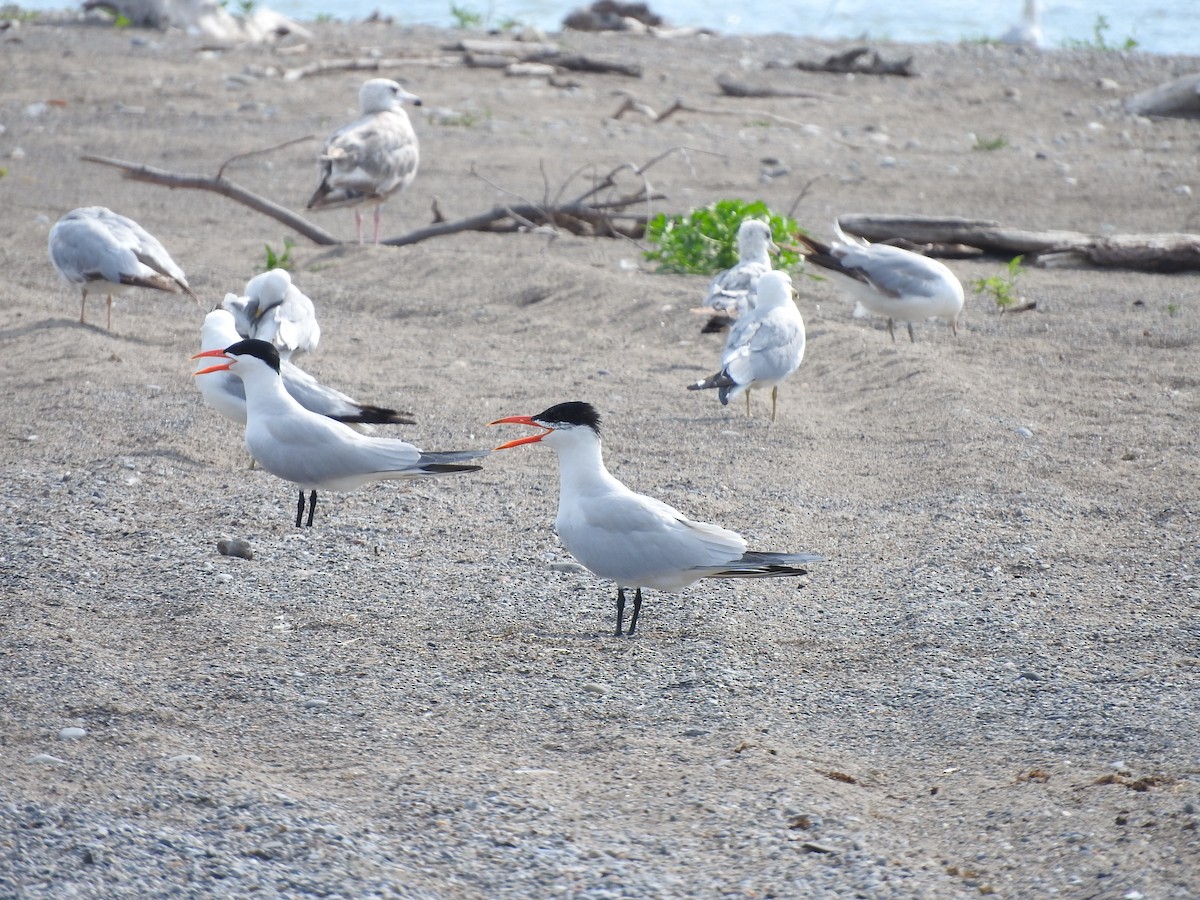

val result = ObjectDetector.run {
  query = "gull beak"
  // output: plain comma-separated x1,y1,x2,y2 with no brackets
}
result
487,414,553,451
191,348,233,376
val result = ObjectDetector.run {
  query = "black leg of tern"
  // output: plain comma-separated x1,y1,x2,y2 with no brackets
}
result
305,490,317,527
295,490,305,527
615,587,626,636
887,317,896,343
627,587,643,636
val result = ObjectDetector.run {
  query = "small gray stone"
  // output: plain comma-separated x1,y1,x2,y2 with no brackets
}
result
59,726,87,741
217,538,254,560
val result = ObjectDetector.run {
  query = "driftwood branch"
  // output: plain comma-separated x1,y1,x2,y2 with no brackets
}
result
215,134,314,180
83,148,685,247
838,214,1200,272
771,46,916,77
608,93,812,127
81,154,340,245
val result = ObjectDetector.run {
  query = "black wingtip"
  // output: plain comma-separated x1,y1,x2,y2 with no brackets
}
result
334,405,417,426
700,314,733,334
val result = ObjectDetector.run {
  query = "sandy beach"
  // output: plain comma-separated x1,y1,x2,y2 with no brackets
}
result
2,14,1198,898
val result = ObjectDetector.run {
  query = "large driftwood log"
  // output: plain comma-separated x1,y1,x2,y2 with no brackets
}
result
838,214,1200,272
1124,73,1200,119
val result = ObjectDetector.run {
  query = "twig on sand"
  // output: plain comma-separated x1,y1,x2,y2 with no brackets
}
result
609,93,812,127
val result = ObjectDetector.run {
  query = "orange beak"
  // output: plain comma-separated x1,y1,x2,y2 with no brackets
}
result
487,414,553,451
191,348,233,376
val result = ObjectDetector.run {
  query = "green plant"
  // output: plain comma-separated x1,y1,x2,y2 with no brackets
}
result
449,3,483,28
643,200,802,275
974,134,1008,151
237,0,256,14
0,5,40,22
1062,15,1138,51
263,238,295,271
972,255,1026,311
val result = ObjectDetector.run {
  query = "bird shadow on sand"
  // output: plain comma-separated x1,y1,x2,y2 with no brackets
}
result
124,447,213,470
0,317,181,349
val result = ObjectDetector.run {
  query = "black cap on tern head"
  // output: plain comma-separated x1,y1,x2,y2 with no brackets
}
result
225,339,281,373
535,401,600,434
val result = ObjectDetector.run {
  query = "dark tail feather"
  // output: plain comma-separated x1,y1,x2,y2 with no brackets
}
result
701,314,733,334
419,463,484,475
710,551,824,579
688,370,735,392
334,404,417,426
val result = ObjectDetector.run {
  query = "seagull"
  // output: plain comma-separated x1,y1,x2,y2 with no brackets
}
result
306,78,422,245
48,206,200,329
792,222,964,343
688,270,806,422
1001,0,1044,48
192,339,487,526
221,268,320,361
693,217,777,333
489,401,823,636
195,309,415,431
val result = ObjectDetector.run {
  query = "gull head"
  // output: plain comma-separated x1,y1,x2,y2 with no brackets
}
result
360,78,422,114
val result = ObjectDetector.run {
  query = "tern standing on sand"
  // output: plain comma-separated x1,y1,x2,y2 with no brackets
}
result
193,340,487,526
307,78,422,245
490,402,822,636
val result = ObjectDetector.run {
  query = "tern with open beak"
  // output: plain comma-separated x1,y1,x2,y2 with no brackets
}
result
489,401,822,635
193,339,487,526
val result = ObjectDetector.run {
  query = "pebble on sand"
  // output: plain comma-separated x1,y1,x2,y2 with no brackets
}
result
59,726,87,741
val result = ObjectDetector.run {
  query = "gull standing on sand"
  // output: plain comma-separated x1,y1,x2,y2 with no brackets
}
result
1001,0,1044,48
307,78,422,245
222,268,320,362
48,206,199,329
195,309,415,431
693,218,777,333
489,402,823,636
688,270,806,422
793,222,964,343
192,339,487,526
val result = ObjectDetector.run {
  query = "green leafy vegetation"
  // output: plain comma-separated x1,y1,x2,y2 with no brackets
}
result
0,5,40,22
262,238,295,272
973,134,1009,151
1062,15,1138,51
643,200,802,275
449,3,483,28
972,255,1026,311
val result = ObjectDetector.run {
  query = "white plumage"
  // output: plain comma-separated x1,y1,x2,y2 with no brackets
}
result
490,402,822,635
221,268,320,362
795,222,964,343
192,339,486,526
688,270,807,421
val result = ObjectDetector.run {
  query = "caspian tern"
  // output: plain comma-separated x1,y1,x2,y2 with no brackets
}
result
793,222,964,343
193,339,487,526
48,206,200,329
693,218,777,334
688,270,806,422
222,269,320,362
195,309,415,430
306,78,422,245
489,402,822,636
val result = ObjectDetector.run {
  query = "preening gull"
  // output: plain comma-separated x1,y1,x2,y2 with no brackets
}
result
195,308,414,432
688,270,807,422
692,218,777,333
48,206,199,329
793,222,964,343
222,268,320,362
307,78,422,245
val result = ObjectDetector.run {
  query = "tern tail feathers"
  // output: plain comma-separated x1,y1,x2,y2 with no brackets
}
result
688,370,735,392
332,404,417,426
416,449,492,468
700,314,734,334
703,551,824,579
